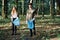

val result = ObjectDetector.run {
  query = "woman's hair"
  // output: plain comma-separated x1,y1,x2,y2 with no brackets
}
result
11,6,17,15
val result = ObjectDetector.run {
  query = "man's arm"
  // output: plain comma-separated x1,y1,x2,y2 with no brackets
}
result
26,10,29,23
26,13,28,21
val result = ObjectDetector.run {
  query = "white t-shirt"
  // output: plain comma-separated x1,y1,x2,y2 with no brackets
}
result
11,13,18,21
11,13,17,18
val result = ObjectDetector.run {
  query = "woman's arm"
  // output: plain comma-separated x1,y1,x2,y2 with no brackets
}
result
11,16,13,22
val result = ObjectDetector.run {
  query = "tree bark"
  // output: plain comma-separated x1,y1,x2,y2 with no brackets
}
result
15,0,19,16
2,0,5,18
21,0,24,15
50,0,53,16
4,0,8,18
56,0,60,15
42,0,44,17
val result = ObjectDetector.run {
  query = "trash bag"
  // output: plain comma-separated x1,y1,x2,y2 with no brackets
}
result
13,18,20,26
27,20,34,29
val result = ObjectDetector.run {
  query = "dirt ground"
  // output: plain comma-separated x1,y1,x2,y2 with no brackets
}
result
0,26,60,40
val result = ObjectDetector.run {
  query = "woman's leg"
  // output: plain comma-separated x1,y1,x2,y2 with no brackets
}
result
14,25,17,34
12,23,14,35
13,18,17,34
12,18,17,35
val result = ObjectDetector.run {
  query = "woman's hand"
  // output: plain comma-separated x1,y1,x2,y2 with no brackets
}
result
11,16,13,22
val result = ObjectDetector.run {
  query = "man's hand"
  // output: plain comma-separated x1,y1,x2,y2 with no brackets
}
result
31,18,35,22
26,21,27,24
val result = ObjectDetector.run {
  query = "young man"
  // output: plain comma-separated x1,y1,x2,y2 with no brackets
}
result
26,3,36,37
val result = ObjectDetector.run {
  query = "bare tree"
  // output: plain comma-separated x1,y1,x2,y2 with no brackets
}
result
42,0,44,17
30,0,33,3
4,0,8,18
21,0,24,15
56,0,60,15
50,0,55,18
50,0,53,16
2,0,5,18
15,0,19,16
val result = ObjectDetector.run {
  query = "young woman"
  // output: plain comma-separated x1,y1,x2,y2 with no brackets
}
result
11,6,18,35
26,3,36,37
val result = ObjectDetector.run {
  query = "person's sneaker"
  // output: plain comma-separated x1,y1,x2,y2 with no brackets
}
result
30,34,33,37
12,33,14,35
14,32,17,35
15,33,17,35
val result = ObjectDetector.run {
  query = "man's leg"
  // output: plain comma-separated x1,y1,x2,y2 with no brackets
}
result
33,20,36,35
30,29,33,37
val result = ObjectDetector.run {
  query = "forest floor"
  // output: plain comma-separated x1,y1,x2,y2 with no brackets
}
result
0,24,60,40
0,15,60,40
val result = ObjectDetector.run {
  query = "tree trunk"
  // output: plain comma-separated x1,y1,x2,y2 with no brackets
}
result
50,0,55,18
4,0,8,18
2,0,5,18
21,0,24,15
56,0,60,15
53,0,55,15
42,0,44,17
15,0,19,16
30,0,33,3
50,0,53,16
